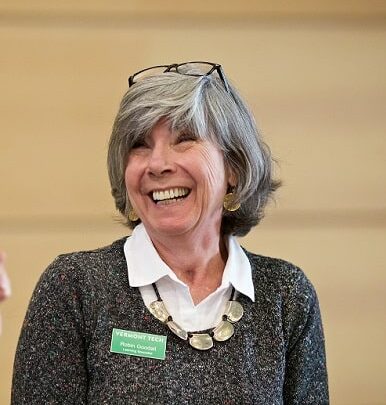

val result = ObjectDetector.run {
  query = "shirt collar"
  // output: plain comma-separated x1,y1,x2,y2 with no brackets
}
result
124,223,255,302
124,223,178,287
222,235,255,302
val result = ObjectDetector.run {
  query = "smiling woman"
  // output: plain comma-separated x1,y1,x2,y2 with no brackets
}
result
124,120,229,254
108,63,277,237
12,62,328,404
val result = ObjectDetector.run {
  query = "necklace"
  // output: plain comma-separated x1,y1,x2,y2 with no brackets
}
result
148,283,244,351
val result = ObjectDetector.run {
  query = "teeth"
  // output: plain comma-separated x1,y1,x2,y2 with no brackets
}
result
152,187,189,202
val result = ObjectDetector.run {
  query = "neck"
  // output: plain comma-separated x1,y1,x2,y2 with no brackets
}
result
149,228,228,304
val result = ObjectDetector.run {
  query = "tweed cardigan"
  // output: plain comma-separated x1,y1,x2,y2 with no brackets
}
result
12,237,328,404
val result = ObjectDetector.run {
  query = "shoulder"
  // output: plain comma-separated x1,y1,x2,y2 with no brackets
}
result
243,249,318,326
245,250,315,296
36,237,128,293
56,236,127,266
243,250,324,348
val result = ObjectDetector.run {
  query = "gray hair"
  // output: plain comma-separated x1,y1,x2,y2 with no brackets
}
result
107,66,280,236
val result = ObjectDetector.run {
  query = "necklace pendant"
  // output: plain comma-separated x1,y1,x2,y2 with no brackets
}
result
149,300,170,323
189,334,213,350
224,300,244,323
212,320,234,342
167,320,188,340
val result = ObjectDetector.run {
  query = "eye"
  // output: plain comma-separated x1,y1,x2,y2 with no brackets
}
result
176,132,198,143
131,139,148,149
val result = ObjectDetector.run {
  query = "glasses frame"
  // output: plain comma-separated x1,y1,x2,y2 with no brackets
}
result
128,61,230,93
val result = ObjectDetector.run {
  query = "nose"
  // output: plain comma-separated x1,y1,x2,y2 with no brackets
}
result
146,143,175,177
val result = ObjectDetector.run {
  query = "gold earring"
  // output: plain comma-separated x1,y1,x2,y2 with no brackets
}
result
128,208,139,222
223,193,240,212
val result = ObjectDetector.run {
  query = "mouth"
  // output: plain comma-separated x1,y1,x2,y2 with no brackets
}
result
150,187,191,205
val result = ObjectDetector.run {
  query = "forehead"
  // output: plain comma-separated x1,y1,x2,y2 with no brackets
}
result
146,119,174,138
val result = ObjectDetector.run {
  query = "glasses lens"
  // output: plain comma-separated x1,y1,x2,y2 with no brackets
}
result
129,62,229,93
176,62,215,77
132,66,170,83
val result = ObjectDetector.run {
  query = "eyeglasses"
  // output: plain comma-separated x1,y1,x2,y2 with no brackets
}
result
128,61,230,93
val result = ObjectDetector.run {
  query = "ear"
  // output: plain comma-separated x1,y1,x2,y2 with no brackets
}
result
226,166,237,188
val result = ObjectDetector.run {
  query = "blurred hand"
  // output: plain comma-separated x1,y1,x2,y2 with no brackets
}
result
0,252,11,302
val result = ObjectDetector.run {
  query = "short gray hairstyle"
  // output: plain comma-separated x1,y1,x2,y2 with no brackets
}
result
108,66,280,236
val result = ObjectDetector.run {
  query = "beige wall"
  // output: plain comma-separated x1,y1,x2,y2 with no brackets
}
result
1,2,386,403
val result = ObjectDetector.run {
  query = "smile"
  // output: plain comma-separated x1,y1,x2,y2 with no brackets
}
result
151,187,190,204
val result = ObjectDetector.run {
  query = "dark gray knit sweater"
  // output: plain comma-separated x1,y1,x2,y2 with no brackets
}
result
12,237,328,404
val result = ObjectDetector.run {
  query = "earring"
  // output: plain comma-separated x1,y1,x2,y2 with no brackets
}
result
128,208,139,222
223,193,240,212
126,191,139,222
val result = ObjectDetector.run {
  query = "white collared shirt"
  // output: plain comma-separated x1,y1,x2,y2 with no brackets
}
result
124,223,255,331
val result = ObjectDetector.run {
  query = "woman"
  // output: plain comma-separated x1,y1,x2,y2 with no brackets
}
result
12,62,328,404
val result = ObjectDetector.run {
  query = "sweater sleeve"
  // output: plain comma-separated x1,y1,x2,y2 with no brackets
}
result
12,256,89,404
282,268,329,405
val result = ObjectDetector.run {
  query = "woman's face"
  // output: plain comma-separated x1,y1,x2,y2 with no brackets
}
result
125,120,232,241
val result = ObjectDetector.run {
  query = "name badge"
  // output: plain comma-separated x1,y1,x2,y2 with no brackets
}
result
110,328,167,360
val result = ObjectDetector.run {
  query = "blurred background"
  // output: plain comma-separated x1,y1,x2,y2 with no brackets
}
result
1,1,385,403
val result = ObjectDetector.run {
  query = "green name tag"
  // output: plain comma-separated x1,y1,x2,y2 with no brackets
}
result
110,328,167,360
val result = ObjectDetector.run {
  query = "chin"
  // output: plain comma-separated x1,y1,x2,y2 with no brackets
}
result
145,218,197,238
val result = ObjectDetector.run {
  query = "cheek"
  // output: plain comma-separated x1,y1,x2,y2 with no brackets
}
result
124,161,139,194
124,166,131,187
125,154,142,180
198,149,227,191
